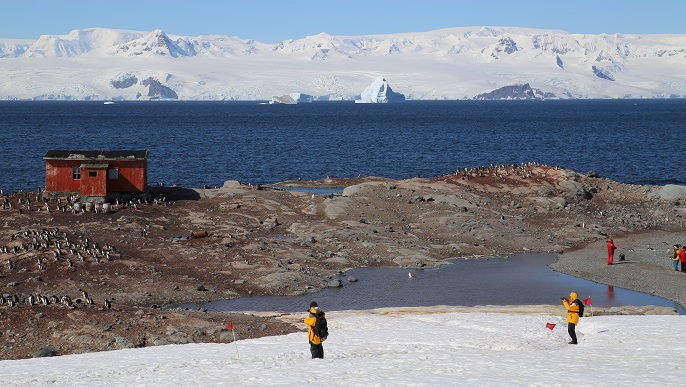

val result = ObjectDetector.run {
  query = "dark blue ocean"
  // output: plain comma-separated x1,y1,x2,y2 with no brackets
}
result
1,100,685,193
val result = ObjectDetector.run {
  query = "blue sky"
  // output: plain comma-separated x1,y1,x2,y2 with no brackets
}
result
3,0,684,42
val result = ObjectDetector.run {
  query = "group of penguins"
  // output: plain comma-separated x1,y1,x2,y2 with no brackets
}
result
0,189,80,213
0,290,111,309
1,227,119,273
1,188,171,215
0,227,118,311
454,161,554,180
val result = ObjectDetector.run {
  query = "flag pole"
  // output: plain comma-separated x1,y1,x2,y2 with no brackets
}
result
232,330,239,359
589,296,595,330
227,321,239,359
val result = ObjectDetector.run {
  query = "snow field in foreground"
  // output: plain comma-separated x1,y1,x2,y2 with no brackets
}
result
1,311,685,386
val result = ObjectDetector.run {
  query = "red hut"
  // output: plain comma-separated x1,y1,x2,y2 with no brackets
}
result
44,150,148,202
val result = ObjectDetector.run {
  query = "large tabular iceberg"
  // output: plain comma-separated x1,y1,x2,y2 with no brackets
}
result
355,76,406,103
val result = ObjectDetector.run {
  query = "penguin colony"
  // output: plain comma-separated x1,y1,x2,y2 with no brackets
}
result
0,188,176,312
0,226,118,310
0,290,110,310
0,188,172,214
453,162,555,180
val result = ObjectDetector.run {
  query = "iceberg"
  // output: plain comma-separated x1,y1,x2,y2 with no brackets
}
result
354,76,406,103
269,93,318,104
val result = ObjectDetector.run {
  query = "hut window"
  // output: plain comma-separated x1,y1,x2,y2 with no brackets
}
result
89,171,98,177
108,169,119,179
72,167,81,180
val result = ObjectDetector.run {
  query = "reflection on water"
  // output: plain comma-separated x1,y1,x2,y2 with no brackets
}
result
175,253,685,314
607,285,615,301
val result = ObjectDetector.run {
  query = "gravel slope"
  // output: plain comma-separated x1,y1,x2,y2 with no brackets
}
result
551,230,686,309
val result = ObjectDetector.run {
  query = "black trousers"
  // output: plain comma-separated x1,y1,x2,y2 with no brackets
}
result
310,343,324,359
568,322,577,343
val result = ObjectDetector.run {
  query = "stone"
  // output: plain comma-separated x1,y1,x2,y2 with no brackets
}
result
327,279,342,288
35,345,58,357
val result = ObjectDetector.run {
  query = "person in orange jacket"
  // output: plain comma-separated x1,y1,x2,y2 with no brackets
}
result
606,238,617,265
304,301,325,359
562,292,581,344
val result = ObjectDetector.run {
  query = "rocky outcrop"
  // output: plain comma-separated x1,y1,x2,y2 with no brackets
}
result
139,78,178,99
473,83,555,100
110,75,138,89
650,184,686,200
592,65,615,81
110,30,188,58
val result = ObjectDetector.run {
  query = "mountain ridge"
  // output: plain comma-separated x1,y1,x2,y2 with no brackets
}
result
1,26,686,100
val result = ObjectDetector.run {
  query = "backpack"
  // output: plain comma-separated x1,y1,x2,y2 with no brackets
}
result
314,311,328,341
574,299,585,317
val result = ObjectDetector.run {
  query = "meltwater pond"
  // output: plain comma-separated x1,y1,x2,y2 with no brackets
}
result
177,253,685,314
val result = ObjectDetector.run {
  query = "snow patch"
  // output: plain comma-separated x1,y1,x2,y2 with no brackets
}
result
0,309,684,386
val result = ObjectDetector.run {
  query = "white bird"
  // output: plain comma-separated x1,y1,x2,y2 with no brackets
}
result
408,272,413,278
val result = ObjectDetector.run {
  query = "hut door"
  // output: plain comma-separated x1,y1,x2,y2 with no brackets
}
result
80,168,108,197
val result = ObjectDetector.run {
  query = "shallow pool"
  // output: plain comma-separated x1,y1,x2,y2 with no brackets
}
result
176,253,685,314
274,186,345,195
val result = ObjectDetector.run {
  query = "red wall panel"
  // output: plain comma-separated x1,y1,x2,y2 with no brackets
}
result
45,160,147,196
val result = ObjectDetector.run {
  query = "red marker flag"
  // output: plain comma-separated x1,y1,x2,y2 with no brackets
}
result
226,321,233,331
545,322,556,330
583,297,592,305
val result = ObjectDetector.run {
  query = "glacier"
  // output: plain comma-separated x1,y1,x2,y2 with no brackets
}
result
2,26,686,100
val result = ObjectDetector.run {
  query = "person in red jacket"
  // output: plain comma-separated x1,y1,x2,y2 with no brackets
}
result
607,238,617,265
680,245,686,273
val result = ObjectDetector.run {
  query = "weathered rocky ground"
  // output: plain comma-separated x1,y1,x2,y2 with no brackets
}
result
2,164,685,360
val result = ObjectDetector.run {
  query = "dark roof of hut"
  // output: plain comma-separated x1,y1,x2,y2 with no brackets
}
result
44,150,148,161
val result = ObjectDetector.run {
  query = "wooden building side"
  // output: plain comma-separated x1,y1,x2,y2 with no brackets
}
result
44,150,148,201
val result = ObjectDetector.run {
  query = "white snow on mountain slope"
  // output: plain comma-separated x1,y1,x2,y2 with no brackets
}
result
1,26,686,100
23,29,148,57
1,309,685,386
0,38,33,58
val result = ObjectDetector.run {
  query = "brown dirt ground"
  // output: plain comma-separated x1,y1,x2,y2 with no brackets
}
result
1,164,682,360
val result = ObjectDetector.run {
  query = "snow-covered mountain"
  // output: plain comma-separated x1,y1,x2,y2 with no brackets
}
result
1,26,686,100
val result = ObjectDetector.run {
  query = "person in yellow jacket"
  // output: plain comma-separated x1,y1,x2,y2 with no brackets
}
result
562,292,581,344
304,301,325,358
